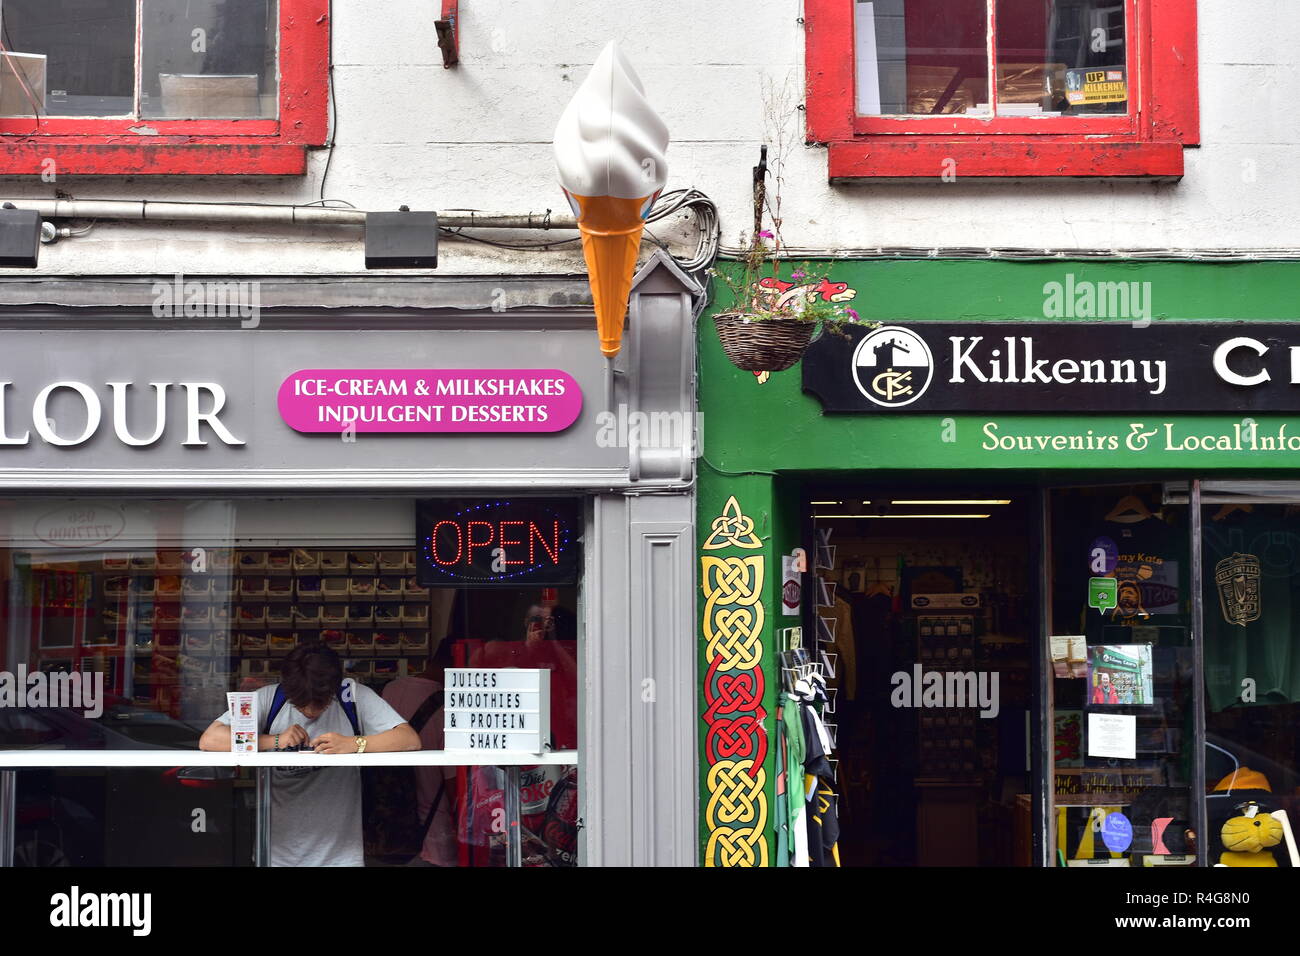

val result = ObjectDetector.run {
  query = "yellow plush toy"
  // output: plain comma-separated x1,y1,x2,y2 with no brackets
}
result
1219,802,1283,867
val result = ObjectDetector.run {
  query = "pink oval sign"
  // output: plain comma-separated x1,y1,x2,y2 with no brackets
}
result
277,370,583,434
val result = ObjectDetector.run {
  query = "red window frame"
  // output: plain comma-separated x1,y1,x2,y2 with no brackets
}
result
0,0,329,176
805,0,1198,180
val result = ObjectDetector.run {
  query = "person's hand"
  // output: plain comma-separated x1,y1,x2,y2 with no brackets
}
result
276,725,310,750
311,732,359,754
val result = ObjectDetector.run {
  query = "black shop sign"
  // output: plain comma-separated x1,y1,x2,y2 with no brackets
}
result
802,322,1300,414
415,498,580,587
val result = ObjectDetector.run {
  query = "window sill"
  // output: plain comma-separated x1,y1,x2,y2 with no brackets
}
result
0,141,310,176
827,140,1185,182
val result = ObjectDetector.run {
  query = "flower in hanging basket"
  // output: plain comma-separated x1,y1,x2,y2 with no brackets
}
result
710,257,874,373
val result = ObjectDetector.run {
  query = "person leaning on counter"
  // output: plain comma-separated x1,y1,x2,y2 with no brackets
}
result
199,641,420,866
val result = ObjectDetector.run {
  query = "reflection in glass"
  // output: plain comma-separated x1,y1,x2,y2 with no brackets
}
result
1049,485,1194,866
141,0,278,118
996,0,1128,116
855,0,990,116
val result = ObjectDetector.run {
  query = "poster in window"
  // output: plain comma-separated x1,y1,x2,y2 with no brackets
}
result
1087,644,1153,706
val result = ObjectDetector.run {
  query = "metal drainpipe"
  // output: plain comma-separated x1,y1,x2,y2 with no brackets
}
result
0,199,577,231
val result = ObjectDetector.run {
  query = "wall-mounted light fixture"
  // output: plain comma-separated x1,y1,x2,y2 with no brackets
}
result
0,203,41,268
364,208,439,269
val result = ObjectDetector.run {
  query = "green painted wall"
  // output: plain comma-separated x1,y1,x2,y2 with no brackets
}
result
695,258,1300,866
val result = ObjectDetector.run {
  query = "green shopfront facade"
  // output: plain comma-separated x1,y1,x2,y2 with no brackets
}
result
697,258,1300,868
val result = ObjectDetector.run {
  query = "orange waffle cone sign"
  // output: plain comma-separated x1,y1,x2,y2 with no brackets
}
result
554,42,669,359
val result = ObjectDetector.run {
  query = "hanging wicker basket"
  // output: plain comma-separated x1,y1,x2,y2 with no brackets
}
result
713,312,815,372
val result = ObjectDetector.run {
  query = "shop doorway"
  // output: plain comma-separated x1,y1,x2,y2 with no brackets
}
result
803,488,1038,866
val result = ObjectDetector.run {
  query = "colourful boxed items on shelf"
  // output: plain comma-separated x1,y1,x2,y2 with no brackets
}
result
238,577,268,598
349,660,373,677
379,551,406,572
210,549,234,571
320,551,348,573
400,631,429,653
182,606,211,626
373,659,399,677
321,628,347,651
156,574,182,597
184,631,212,653
349,551,378,572
238,632,267,656
349,577,376,597
238,550,268,571
129,554,156,570
103,555,130,571
404,550,417,570
102,607,129,629
268,633,297,656
130,577,156,597
212,578,237,599
212,606,232,626
104,576,130,596
373,630,401,653
266,606,293,627
155,607,182,627
403,577,429,598
347,604,375,625
321,604,348,625
321,578,349,600
266,578,294,600
293,605,321,625
296,576,323,600
292,548,320,571
156,550,186,571
401,605,429,624
376,576,403,600
237,604,267,627
346,631,374,655
374,605,402,625
267,550,292,574
184,578,212,598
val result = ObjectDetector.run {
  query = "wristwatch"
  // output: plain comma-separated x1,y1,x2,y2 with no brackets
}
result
355,736,368,754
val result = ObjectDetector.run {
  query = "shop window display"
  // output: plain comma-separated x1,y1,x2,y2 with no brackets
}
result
0,497,580,867
1048,485,1195,866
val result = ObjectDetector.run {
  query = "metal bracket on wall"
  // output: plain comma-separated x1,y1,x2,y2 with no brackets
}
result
436,0,460,68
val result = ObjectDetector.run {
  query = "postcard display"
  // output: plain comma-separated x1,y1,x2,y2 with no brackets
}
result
18,548,432,720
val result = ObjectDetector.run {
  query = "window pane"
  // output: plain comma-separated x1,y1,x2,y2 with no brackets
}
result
0,497,582,868
1202,503,1300,868
996,0,1128,116
855,0,990,116
1048,486,1196,867
0,0,136,117
141,0,277,119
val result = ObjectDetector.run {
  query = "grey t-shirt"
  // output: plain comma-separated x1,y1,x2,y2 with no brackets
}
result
218,678,406,866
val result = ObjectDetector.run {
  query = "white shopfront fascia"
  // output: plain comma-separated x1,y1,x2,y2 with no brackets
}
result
0,260,702,867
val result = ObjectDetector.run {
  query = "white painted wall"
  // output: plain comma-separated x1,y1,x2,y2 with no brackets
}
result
1,0,1293,277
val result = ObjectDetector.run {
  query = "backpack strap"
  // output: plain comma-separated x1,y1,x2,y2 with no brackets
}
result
407,689,445,736
263,684,289,734
338,681,362,736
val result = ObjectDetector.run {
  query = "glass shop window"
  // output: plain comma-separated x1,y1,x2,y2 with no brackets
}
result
1201,500,1300,868
855,0,1128,118
1,497,581,868
1047,485,1195,867
0,0,278,119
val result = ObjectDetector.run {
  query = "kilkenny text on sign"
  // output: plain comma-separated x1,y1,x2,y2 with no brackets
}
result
443,668,551,753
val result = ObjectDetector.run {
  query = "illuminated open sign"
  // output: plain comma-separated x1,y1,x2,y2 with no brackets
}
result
415,498,581,587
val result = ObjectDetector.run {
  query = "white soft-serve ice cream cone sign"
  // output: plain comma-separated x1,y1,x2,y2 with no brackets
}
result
554,41,669,359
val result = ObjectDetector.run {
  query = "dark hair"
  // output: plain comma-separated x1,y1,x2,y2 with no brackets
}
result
281,641,343,709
